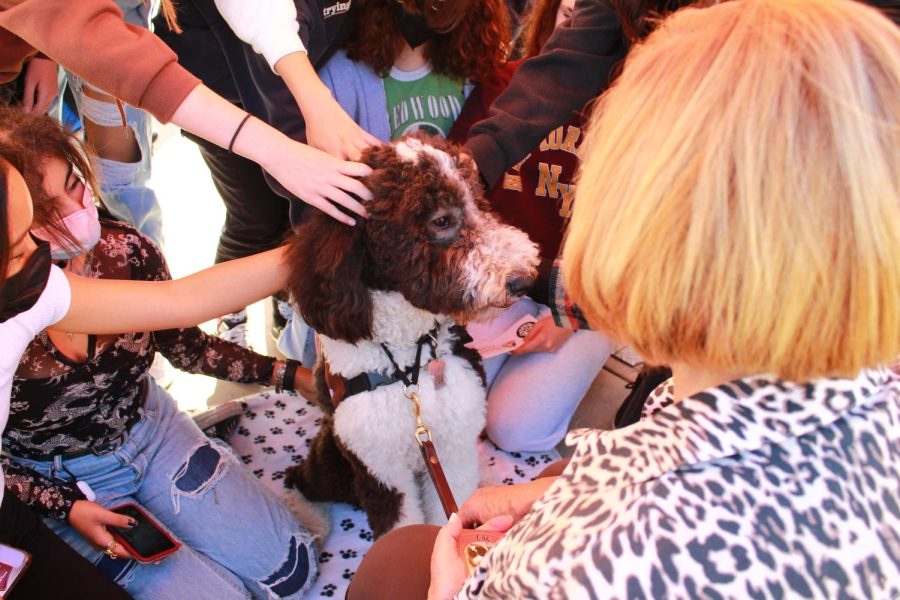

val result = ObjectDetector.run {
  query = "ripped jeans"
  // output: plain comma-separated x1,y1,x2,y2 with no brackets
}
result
10,377,316,599
58,0,164,248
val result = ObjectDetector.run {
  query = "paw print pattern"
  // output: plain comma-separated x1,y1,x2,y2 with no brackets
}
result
264,410,275,419
340,519,355,532
542,454,554,464
253,435,266,444
270,427,283,435
320,583,337,597
291,454,304,464
314,417,322,427
340,549,358,559
283,417,296,425
271,470,285,481
295,428,307,438
244,411,257,420
503,477,514,485
253,469,264,478
525,456,538,467
319,551,333,564
262,446,276,455
295,407,307,416
358,529,374,542
282,445,296,453
236,426,250,437
275,400,287,410
240,454,253,465
514,465,526,478
342,568,355,580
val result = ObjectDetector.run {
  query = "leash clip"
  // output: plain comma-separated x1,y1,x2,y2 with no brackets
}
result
405,387,434,446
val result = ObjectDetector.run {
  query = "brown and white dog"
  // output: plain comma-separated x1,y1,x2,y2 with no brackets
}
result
283,136,539,537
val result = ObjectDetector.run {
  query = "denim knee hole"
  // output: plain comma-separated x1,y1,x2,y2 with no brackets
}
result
170,442,229,514
257,533,314,599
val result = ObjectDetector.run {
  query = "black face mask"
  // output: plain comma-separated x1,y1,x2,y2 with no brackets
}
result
393,0,436,49
0,238,52,323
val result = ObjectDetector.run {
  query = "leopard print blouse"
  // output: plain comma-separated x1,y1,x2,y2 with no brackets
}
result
460,367,900,599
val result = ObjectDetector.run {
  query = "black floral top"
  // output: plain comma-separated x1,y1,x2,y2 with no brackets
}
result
2,221,276,520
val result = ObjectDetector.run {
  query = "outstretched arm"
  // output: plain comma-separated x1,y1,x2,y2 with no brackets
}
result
55,246,289,334
170,85,372,225
464,0,627,187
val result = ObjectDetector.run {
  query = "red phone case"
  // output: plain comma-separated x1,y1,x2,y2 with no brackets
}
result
109,503,181,564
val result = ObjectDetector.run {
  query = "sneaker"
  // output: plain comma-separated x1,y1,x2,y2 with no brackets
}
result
216,308,249,348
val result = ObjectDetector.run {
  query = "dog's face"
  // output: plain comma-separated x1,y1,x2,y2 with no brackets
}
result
288,136,539,343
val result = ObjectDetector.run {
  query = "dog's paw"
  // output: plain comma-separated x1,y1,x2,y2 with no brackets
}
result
279,487,332,551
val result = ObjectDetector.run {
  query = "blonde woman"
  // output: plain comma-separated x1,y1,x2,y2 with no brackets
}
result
348,0,900,597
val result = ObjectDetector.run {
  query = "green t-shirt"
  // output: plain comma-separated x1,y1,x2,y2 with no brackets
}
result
383,64,465,140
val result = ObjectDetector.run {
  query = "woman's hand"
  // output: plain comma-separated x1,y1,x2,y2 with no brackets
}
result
293,365,317,402
22,57,58,114
456,478,555,528
303,92,380,161
258,134,373,226
511,316,573,355
275,52,379,161
68,500,136,560
428,514,514,600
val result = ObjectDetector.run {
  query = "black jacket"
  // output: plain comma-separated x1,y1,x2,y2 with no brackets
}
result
465,0,900,188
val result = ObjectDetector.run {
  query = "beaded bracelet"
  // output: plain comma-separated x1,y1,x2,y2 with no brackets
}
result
273,359,288,393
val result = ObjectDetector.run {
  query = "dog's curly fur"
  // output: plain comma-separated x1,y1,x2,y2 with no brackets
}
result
284,135,539,537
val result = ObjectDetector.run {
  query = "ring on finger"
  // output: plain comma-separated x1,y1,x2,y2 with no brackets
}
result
105,538,118,560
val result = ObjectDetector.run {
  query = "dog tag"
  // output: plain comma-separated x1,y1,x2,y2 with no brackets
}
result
428,359,446,389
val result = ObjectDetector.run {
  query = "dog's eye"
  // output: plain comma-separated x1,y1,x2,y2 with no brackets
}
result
431,216,451,229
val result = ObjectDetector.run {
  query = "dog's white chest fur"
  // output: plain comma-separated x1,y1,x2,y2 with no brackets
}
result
321,291,486,526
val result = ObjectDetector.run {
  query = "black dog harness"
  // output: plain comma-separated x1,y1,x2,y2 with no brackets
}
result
341,324,439,400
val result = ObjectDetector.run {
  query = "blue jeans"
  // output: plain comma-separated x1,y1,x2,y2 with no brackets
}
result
58,0,164,248
11,378,316,599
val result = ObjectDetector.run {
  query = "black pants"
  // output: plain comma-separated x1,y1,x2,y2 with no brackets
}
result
184,132,291,264
0,494,132,599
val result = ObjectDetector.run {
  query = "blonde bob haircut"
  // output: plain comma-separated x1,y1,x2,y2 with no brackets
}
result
563,0,900,381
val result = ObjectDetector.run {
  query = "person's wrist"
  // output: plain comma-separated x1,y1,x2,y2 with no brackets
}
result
294,83,335,118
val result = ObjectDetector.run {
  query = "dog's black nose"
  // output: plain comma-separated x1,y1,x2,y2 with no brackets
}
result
505,276,533,297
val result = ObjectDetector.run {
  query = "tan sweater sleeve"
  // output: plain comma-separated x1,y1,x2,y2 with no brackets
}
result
0,0,201,122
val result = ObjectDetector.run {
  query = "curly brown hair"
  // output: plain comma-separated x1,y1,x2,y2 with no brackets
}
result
522,0,563,58
0,106,102,255
345,0,510,83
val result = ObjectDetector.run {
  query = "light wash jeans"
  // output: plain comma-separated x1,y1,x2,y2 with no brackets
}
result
468,297,614,452
11,377,316,599
61,0,164,248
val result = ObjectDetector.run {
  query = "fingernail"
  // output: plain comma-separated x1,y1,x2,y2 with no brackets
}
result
128,519,137,528
347,219,356,226
448,513,458,523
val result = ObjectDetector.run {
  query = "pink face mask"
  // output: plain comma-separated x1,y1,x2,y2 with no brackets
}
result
32,183,102,260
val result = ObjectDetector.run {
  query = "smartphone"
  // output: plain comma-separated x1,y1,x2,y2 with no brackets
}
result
0,543,31,598
110,504,181,564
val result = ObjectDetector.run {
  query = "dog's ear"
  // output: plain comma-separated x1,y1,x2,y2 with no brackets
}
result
286,213,372,343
